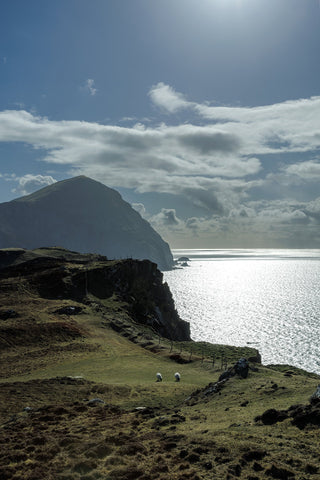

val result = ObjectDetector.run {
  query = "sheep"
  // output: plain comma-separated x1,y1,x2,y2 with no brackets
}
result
174,372,181,382
156,372,162,382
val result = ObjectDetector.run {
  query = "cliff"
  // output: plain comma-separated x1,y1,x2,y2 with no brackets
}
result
0,246,190,341
0,176,174,270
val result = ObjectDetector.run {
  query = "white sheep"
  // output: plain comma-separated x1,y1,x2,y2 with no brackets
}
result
156,372,162,382
174,372,181,382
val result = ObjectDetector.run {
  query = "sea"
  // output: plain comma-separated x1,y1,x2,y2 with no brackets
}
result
163,249,320,375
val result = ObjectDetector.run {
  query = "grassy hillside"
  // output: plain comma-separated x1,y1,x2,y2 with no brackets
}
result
1,253,320,479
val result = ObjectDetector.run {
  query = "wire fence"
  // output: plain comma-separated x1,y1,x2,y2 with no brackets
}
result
137,329,231,371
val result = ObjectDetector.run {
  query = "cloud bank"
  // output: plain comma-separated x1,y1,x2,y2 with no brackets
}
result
0,83,319,247
11,174,57,196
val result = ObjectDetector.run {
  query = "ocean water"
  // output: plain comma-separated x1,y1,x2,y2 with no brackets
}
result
164,249,320,374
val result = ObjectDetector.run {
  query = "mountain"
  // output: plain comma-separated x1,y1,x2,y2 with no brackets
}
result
0,176,174,270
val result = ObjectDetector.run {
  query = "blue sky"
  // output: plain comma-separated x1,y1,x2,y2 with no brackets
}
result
0,0,320,248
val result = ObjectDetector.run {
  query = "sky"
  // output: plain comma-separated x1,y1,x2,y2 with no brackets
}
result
0,0,320,249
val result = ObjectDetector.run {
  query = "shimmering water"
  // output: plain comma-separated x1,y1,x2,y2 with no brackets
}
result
164,249,320,374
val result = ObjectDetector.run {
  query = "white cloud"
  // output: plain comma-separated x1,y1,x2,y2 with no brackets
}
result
149,209,185,238
0,111,262,206
149,197,320,248
85,78,97,96
152,208,181,226
148,82,190,113
283,160,320,180
0,104,315,218
149,83,320,155
0,83,320,246
197,97,320,155
306,197,320,214
132,202,147,218
11,174,56,196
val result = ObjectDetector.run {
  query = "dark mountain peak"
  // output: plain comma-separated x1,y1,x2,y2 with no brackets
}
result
0,177,173,270
14,175,121,204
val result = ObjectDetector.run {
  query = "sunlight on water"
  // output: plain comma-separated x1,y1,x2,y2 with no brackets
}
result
164,249,320,374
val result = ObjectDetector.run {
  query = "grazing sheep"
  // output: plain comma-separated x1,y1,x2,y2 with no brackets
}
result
174,372,181,382
156,372,162,382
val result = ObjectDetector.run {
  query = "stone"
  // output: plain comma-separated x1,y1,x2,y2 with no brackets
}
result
264,464,295,479
234,358,249,378
255,408,288,425
87,398,105,406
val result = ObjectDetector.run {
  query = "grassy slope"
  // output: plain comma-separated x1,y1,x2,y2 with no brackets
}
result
1,279,320,479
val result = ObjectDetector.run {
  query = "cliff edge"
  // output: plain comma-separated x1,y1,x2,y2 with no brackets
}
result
0,246,190,341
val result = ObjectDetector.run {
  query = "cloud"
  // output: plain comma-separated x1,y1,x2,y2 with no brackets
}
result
132,202,147,218
0,83,319,246
0,111,262,205
185,217,204,235
213,96,320,154
148,196,320,248
304,197,320,221
11,174,56,196
0,105,315,217
283,160,320,180
148,82,190,113
85,78,97,96
306,197,320,214
177,129,241,154
151,208,181,226
149,83,320,155
182,187,224,214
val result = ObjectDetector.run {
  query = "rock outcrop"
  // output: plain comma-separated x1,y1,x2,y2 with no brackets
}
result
0,247,190,341
255,396,320,430
0,176,174,270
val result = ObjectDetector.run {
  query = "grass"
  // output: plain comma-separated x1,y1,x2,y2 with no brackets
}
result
1,264,320,479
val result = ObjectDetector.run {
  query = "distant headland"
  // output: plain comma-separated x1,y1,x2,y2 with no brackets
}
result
0,176,174,271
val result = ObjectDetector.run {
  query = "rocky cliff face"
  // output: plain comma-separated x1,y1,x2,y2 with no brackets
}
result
0,247,190,341
0,176,173,271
